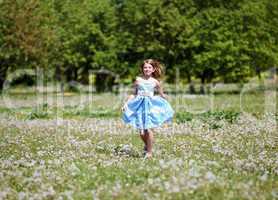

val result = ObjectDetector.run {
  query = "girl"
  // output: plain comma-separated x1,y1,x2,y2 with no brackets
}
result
121,59,174,159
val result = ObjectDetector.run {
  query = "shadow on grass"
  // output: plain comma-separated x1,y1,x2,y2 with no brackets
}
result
95,143,142,158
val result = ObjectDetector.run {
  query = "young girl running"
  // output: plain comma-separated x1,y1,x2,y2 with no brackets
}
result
121,59,174,159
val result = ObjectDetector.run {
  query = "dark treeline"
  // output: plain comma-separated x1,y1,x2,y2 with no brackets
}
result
0,0,277,92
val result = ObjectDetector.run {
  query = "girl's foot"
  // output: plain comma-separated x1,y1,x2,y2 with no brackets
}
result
143,152,152,159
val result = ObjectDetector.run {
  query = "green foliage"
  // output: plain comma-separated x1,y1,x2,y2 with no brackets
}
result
200,110,241,123
176,110,241,125
26,103,49,120
0,0,277,90
175,112,194,123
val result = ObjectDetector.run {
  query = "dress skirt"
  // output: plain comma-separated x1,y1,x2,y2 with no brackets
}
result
122,95,174,130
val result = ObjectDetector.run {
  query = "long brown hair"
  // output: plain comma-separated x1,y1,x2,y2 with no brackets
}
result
140,59,164,79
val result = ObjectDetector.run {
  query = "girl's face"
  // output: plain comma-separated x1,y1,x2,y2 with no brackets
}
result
142,63,155,77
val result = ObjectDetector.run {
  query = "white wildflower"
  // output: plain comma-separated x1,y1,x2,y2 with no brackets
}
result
18,191,26,200
205,171,216,183
259,173,268,182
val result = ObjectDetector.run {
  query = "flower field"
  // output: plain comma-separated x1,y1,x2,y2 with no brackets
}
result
0,91,277,199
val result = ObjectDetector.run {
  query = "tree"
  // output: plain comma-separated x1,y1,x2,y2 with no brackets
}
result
53,0,118,87
0,0,57,90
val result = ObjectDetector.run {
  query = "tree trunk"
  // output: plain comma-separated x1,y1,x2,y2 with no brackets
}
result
0,66,8,92
55,66,64,93
257,71,261,80
55,66,62,82
80,68,89,85
65,67,72,82
187,74,195,94
95,73,115,93
0,78,4,91
200,75,205,94
256,67,264,88
256,66,262,82
95,73,108,92
73,67,78,81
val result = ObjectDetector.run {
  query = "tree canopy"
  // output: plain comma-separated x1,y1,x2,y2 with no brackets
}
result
0,0,277,91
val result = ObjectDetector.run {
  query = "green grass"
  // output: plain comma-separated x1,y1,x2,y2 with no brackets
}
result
0,127,277,199
0,90,276,120
0,89,277,199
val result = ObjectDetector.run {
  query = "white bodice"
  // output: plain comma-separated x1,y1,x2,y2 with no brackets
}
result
136,77,156,96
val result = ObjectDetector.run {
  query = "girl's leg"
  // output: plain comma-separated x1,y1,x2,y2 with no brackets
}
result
145,129,154,157
139,129,148,147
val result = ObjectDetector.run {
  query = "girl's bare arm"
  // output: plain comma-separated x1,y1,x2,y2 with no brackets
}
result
156,80,167,99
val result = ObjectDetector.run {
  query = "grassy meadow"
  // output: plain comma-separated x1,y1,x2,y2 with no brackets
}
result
0,84,277,199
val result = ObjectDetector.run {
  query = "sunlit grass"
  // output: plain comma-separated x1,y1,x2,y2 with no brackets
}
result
0,88,277,199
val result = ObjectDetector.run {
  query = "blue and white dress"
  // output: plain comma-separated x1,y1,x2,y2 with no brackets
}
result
122,76,174,130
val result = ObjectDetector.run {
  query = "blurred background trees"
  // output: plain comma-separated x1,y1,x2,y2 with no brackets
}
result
0,0,277,92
